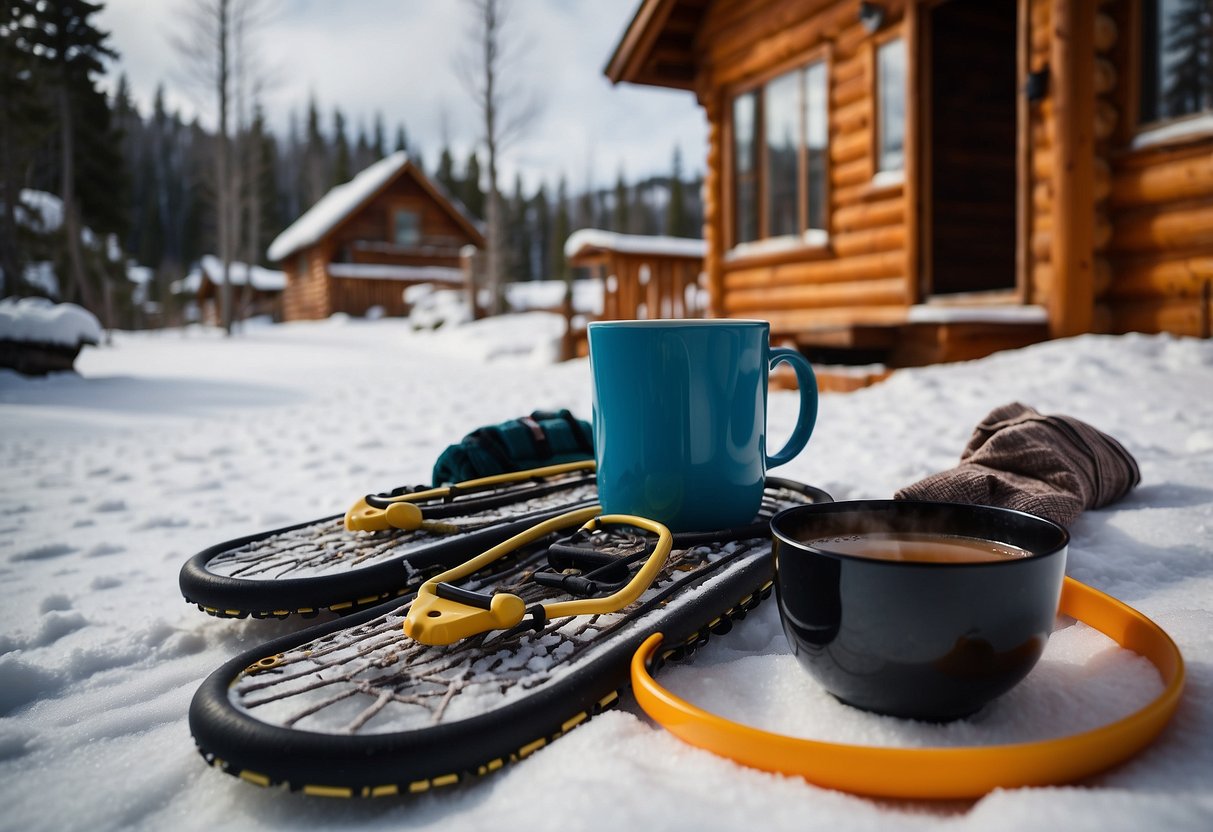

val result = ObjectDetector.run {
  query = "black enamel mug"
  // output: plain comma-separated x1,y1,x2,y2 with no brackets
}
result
771,500,1069,722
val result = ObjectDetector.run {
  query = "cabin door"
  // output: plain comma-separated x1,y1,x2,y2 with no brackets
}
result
921,0,1020,297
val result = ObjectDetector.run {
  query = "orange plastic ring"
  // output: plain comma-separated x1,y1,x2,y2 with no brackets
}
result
631,577,1185,800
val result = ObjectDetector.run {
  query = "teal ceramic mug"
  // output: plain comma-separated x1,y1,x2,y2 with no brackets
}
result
588,319,818,532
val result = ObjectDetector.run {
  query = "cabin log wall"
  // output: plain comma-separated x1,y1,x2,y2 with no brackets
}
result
618,0,1213,357
698,0,913,341
1107,141,1213,337
282,244,334,321
1095,1,1213,338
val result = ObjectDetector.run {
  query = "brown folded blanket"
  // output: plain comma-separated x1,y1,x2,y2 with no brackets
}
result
894,402,1141,526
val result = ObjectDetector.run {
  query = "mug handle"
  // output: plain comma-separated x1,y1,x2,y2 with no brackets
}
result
766,347,818,469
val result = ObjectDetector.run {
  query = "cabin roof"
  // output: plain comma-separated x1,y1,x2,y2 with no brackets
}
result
266,151,485,263
605,0,708,90
564,228,706,261
175,256,286,295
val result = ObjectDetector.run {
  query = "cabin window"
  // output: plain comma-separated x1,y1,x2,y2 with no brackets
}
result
394,209,421,247
876,38,907,173
805,62,828,230
1139,0,1213,126
731,58,828,249
295,254,307,281
733,92,760,244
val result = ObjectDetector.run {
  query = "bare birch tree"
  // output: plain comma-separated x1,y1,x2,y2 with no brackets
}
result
457,0,541,316
175,0,273,335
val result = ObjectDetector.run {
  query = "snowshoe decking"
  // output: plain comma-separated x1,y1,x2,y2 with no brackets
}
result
179,462,599,620
188,478,831,796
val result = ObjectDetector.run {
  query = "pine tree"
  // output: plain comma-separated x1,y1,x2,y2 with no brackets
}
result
303,96,326,206
0,0,53,295
112,74,142,258
354,120,370,171
372,112,386,160
531,183,551,281
666,145,687,237
436,143,457,198
139,87,167,273
613,168,630,233
279,108,302,225
394,123,408,154
246,103,278,266
631,177,654,235
577,183,595,231
35,0,122,315
331,107,350,184
550,176,570,282
506,173,531,282
462,150,484,219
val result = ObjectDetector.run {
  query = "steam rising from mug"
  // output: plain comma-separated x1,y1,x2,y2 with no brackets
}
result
588,319,818,532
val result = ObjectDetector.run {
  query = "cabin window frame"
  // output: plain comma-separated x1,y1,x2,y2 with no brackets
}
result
393,208,422,248
1128,0,1213,148
724,45,832,257
871,29,908,183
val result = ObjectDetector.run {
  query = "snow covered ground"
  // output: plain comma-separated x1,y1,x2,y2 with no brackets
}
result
0,315,1211,831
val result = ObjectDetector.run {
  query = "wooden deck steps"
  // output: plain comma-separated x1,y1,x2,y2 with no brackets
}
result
781,318,1051,370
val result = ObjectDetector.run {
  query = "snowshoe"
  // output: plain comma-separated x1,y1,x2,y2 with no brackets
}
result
188,478,831,797
179,462,599,620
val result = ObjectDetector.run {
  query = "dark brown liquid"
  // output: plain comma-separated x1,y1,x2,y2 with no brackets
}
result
808,532,1033,563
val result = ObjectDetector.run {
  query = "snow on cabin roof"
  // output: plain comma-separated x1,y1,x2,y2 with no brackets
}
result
268,153,409,263
174,256,286,295
563,228,706,261
326,263,464,284
266,152,484,263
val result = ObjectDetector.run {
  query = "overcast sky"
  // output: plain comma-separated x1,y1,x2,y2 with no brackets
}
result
96,0,707,193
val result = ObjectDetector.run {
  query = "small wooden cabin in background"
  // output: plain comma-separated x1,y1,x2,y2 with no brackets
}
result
178,256,286,325
563,229,709,357
608,0,1213,365
267,152,485,321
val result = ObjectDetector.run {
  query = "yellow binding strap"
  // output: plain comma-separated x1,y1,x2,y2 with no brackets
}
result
631,576,1185,800
344,460,596,532
404,508,673,646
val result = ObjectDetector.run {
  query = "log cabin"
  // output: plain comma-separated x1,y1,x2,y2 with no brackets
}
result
180,255,286,325
607,0,1213,365
267,152,486,321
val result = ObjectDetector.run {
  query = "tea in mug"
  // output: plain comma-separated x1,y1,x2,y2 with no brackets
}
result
808,532,1033,563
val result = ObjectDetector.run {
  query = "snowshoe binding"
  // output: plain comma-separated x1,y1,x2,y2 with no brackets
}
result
179,461,599,620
